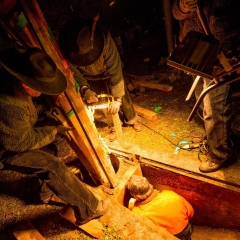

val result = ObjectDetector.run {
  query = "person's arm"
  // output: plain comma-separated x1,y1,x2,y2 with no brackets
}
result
70,64,98,103
128,198,137,211
0,103,57,152
104,31,125,98
70,64,90,91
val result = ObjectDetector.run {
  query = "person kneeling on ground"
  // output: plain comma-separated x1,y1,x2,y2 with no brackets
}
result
0,47,110,225
127,175,194,240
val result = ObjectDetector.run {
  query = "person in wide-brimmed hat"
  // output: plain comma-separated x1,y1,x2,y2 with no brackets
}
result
0,47,67,95
58,17,142,142
0,47,111,224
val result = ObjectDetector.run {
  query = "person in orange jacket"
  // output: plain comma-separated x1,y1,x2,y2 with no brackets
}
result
127,175,194,240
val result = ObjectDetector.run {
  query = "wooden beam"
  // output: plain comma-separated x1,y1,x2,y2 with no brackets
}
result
134,105,158,121
18,0,116,187
60,205,103,239
13,221,45,240
124,73,155,81
132,80,173,92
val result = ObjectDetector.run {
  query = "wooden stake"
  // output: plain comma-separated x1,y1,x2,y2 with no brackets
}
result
112,113,126,149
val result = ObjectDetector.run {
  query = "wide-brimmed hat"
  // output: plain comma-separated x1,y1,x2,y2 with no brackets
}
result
0,48,67,95
58,18,104,66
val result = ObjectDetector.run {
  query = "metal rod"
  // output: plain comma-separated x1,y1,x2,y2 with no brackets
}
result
185,75,201,101
196,6,210,36
187,76,240,121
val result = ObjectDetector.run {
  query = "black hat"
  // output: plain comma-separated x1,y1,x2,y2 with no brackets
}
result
0,48,67,95
58,18,104,66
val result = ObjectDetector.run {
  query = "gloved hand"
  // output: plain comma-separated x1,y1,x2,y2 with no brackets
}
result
83,89,98,104
56,125,73,141
181,0,198,12
108,100,122,115
36,104,60,121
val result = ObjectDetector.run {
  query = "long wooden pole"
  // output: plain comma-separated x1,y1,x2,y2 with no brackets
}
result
18,0,116,187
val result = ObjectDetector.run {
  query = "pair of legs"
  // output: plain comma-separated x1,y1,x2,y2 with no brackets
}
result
1,149,99,221
89,79,140,141
195,77,233,172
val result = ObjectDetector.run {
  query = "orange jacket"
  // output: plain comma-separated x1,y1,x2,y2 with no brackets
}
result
130,190,194,235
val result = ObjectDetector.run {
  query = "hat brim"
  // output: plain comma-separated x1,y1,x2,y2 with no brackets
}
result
0,48,67,95
58,19,104,66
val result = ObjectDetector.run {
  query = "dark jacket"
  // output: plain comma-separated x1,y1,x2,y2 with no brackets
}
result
172,0,240,53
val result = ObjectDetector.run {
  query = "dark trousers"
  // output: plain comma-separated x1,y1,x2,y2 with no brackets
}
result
1,149,99,221
174,222,192,240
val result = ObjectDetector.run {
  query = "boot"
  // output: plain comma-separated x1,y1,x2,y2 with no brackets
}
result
199,156,225,173
199,152,235,173
109,128,117,142
77,198,111,225
133,121,142,132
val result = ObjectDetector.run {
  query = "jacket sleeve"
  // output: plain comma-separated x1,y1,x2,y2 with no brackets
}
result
0,103,56,152
104,32,125,98
70,64,90,90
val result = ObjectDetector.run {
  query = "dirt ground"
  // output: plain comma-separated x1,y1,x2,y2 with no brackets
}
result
1,50,240,239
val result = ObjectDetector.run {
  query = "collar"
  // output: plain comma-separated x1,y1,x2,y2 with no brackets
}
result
136,189,159,206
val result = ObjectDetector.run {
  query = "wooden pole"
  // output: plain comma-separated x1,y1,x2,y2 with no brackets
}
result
162,0,174,54
17,0,117,187
112,113,126,149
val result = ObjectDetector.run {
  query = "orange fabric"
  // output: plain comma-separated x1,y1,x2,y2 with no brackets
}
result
131,190,194,235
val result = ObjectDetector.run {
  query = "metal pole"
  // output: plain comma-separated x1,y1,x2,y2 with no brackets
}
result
162,0,174,54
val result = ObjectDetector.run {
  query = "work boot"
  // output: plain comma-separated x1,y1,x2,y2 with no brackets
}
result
199,153,235,173
133,121,142,132
199,157,225,173
77,198,111,225
109,128,117,142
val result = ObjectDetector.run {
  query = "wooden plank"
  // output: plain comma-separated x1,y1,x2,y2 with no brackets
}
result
19,0,117,187
124,73,155,80
132,80,173,92
13,221,45,240
112,113,125,149
60,205,103,239
60,199,176,240
134,105,158,121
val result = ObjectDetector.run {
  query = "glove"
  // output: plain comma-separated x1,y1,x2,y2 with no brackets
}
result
37,104,60,121
180,0,198,12
56,125,73,141
83,89,98,104
108,100,122,115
